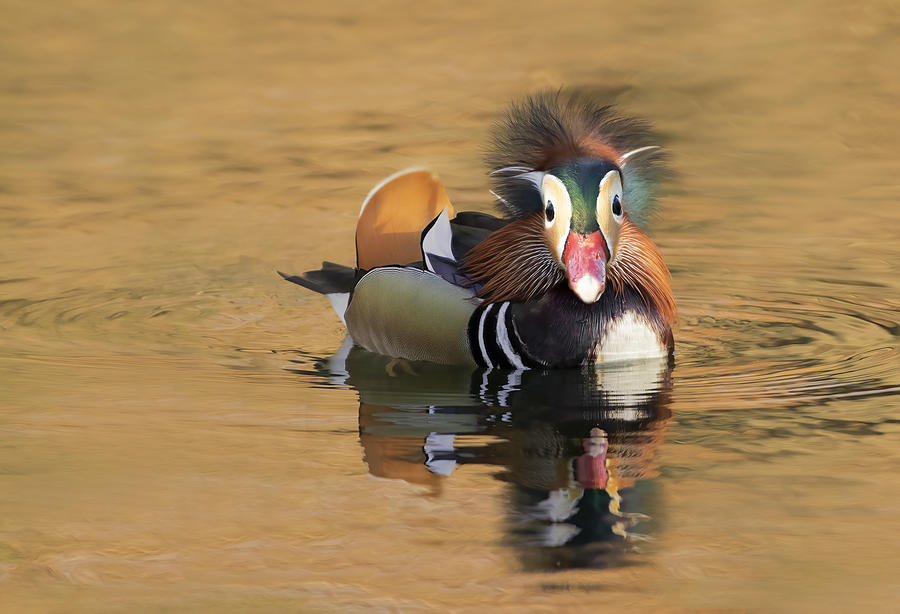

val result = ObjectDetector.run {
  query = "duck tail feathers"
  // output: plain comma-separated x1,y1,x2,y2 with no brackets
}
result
279,262,356,323
278,261,356,295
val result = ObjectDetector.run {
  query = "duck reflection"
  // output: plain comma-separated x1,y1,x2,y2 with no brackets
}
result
304,337,672,571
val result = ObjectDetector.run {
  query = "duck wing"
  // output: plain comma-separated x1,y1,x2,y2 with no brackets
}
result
281,169,511,365
345,266,479,365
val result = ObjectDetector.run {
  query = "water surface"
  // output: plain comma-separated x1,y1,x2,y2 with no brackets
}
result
1,1,899,612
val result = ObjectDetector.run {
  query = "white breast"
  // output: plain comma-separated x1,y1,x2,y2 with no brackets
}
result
595,311,668,363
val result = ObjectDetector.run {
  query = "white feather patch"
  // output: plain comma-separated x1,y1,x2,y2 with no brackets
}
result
595,311,667,362
421,207,456,272
618,145,660,167
326,292,350,325
477,304,494,368
495,302,526,369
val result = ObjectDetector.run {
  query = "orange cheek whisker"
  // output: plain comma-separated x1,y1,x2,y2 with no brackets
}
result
608,216,676,325
461,213,565,303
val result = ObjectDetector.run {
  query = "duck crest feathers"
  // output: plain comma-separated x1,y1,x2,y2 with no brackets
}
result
488,91,666,229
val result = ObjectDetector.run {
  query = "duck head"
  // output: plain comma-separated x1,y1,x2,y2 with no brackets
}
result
464,157,643,307
462,92,675,327
537,159,624,304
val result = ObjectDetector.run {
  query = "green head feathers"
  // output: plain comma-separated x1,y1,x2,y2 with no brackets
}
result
549,159,621,234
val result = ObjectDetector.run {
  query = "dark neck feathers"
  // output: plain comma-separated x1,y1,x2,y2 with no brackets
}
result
509,284,674,367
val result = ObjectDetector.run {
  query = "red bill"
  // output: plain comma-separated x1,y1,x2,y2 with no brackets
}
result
563,231,609,303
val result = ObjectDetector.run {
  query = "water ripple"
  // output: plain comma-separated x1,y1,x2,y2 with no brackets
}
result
674,290,899,409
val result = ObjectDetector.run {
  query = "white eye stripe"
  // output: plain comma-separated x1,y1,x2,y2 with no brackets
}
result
541,175,572,262
598,170,624,225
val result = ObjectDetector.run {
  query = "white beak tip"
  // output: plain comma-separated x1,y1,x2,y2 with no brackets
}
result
571,275,604,304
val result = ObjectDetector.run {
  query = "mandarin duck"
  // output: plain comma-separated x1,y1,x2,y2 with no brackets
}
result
281,92,675,368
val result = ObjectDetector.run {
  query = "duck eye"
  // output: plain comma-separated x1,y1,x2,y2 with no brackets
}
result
545,200,555,222
611,194,622,217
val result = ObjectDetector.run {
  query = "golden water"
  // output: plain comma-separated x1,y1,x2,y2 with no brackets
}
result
2,1,899,611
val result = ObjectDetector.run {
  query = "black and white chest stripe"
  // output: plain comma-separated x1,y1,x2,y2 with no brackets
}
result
467,302,542,369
